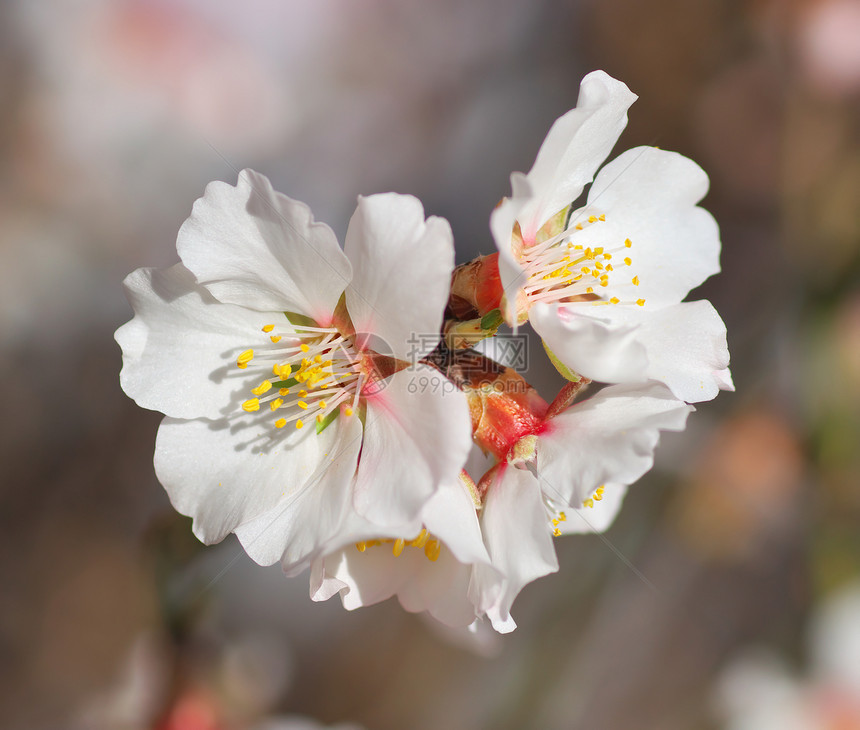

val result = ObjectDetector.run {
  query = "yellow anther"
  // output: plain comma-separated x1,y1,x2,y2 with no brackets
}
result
275,418,287,429
603,253,612,260
610,297,620,304
598,214,606,221
637,298,646,306
424,540,441,562
270,335,282,343
574,244,583,250
581,266,590,274
296,419,304,429
595,261,604,271
344,407,354,416
242,398,260,412
632,276,640,286
279,388,289,396
606,264,614,271
594,491,604,503
588,215,597,223
392,538,405,557
624,238,632,248
313,354,321,363
586,287,594,294
318,400,327,409
575,223,583,230
237,362,248,370
600,276,609,287
270,398,284,411
559,512,567,521
553,528,562,537
299,344,309,353
251,380,272,396
299,390,308,397
583,498,595,509
585,247,594,260
316,414,323,424
594,247,604,255
356,541,367,552
624,256,632,266
298,401,308,410
411,528,429,548
551,518,559,527
237,349,254,366
262,324,275,333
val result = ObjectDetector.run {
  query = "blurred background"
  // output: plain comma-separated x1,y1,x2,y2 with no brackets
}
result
2,0,860,728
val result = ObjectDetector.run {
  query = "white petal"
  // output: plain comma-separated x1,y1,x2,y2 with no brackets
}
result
153,407,352,553
537,382,692,506
530,301,649,383
490,174,534,325
311,543,479,627
514,71,637,240
353,365,472,526
586,146,721,306
344,194,454,360
177,169,351,323
566,300,733,402
559,483,628,535
421,480,489,566
470,466,558,634
116,264,278,420
233,413,364,571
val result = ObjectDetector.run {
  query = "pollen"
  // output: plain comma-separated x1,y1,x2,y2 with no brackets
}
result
298,401,308,410
355,541,367,552
296,419,304,429
300,344,309,353
270,335,282,343
610,297,620,304
237,349,254,367
624,257,632,266
318,400,327,409
251,380,272,396
270,398,284,411
624,238,632,248
242,398,260,412
598,214,605,221
279,388,289,396
392,538,405,557
275,418,287,429
637,298,646,306
424,540,441,562
262,324,275,333
632,276,640,286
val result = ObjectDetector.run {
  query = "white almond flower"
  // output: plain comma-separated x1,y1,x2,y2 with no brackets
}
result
310,474,495,628
490,70,733,403
471,382,693,632
115,170,471,572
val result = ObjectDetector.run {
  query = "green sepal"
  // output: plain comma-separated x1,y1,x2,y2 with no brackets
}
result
480,308,503,331
283,311,317,328
315,408,340,435
542,340,583,383
271,378,299,389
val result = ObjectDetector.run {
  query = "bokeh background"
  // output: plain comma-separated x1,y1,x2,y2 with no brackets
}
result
3,0,860,728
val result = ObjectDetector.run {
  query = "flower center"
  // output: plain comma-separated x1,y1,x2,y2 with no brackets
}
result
236,322,365,431
354,528,442,561
519,213,646,309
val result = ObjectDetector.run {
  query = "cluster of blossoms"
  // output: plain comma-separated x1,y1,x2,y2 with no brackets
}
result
116,71,731,634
